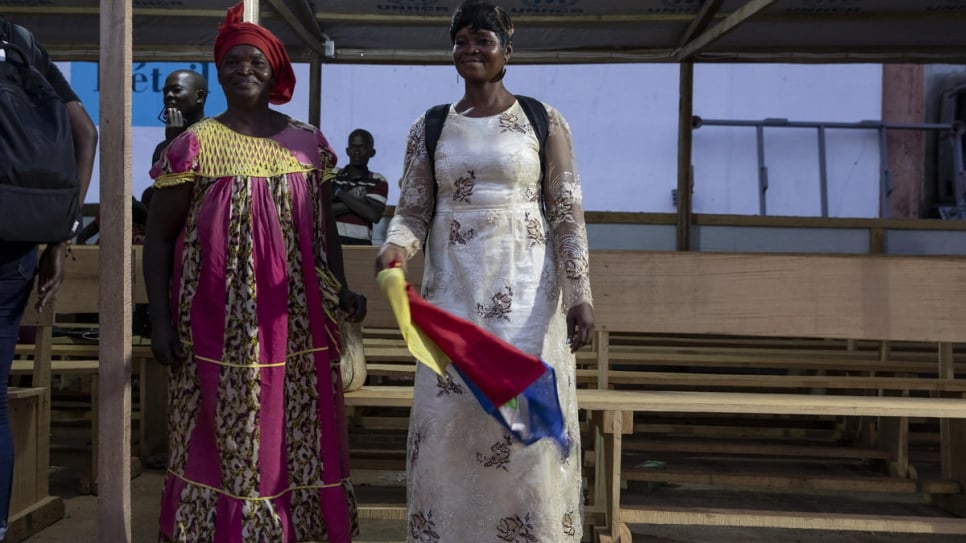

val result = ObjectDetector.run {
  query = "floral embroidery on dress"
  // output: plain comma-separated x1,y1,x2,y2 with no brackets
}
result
496,513,538,542
410,510,441,542
411,430,421,468
499,112,528,135
564,255,590,282
524,212,544,247
477,286,513,321
435,372,464,396
449,219,476,245
477,434,513,471
524,184,540,204
562,510,577,536
452,170,476,203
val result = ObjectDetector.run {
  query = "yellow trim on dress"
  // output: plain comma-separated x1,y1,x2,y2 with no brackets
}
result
189,346,331,369
153,118,323,188
154,172,196,189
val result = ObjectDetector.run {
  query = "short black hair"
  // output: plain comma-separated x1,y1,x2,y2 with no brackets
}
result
348,128,374,148
449,0,514,47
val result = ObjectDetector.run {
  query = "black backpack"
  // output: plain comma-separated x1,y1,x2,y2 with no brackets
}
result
424,95,550,209
0,19,80,243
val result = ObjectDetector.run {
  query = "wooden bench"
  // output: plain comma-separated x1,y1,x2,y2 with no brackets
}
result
579,251,966,542
7,275,65,540
30,245,966,540
13,246,156,495
339,247,966,541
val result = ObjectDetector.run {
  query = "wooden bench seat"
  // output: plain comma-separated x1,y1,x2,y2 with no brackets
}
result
338,248,966,541
345,386,966,419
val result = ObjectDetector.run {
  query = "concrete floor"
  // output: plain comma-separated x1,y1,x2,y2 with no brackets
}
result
17,429,966,543
20,466,966,543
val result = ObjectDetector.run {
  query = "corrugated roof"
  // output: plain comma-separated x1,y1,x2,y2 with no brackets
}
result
3,0,966,64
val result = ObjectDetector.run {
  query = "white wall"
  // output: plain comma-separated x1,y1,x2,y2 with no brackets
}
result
74,62,884,217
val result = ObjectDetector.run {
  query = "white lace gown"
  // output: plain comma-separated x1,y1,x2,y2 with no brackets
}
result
385,100,593,543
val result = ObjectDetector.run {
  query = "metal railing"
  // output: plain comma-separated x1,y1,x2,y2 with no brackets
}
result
692,116,965,218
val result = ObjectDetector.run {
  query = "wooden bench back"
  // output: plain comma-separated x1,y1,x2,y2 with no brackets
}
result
36,246,966,345
590,251,966,343
341,246,424,329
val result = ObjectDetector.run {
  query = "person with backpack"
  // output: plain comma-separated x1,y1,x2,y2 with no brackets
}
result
374,1,594,541
0,16,97,541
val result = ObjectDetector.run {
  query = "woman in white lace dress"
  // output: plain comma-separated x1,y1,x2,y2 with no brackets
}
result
375,1,594,541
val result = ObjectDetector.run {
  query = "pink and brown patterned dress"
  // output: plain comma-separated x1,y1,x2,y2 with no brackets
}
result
151,117,357,543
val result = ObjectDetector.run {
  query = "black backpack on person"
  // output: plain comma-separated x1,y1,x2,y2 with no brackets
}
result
0,19,80,243
424,94,550,208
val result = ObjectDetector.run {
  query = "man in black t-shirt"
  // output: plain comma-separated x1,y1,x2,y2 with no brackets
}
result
0,16,98,540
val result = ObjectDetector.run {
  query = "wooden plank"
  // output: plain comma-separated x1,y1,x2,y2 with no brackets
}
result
98,0,133,540
577,389,966,419
622,469,962,494
590,252,966,343
357,505,407,521
11,359,100,375
345,386,966,419
620,506,966,534
622,438,892,460
596,371,966,392
6,496,65,543
9,389,40,514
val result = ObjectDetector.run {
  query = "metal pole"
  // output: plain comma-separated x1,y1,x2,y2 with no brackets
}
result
676,62,694,250
878,126,891,218
756,125,768,216
817,125,829,217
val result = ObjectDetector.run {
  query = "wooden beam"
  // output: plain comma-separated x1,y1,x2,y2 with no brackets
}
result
675,0,778,61
98,0,133,541
264,0,326,57
678,0,725,47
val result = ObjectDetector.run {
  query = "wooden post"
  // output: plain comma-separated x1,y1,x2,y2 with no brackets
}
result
938,342,966,516
309,54,321,127
676,62,694,251
98,0,133,540
882,65,925,218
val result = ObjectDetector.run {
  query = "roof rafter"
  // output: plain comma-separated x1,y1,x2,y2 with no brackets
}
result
676,0,777,62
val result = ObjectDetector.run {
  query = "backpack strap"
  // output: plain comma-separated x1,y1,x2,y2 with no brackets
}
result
421,97,550,242
514,94,550,196
424,96,549,189
424,103,450,185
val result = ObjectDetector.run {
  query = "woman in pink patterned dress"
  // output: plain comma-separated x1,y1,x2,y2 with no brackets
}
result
142,4,365,542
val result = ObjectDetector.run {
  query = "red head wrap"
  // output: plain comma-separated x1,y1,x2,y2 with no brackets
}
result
213,2,295,105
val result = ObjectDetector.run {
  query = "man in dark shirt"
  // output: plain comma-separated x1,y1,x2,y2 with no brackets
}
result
0,16,97,540
332,129,389,245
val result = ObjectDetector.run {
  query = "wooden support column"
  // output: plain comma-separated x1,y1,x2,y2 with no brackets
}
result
591,410,633,543
676,62,694,251
596,330,610,390
875,341,910,478
98,0,133,540
882,65,925,218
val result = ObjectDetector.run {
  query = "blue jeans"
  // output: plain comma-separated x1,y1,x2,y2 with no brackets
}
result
0,244,37,538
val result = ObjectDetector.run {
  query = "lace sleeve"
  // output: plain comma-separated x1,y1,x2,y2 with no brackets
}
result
384,115,436,259
543,105,593,310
